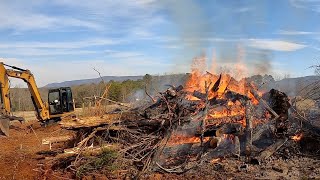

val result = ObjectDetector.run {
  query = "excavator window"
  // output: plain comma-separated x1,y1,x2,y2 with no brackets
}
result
48,90,62,114
66,88,74,111
48,87,74,115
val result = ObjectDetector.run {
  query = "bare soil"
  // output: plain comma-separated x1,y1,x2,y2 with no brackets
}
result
0,119,73,180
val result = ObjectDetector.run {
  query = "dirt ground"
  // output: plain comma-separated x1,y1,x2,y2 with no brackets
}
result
0,119,73,180
1,110,319,180
143,157,320,180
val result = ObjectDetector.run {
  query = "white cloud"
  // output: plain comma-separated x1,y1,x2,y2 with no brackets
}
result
0,38,123,57
247,39,306,51
0,48,97,56
161,45,182,49
1,56,174,87
289,0,320,12
0,38,121,49
0,0,162,33
234,7,253,13
277,30,317,35
104,50,144,59
0,3,103,31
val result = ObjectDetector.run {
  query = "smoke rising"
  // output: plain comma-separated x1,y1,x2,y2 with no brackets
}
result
160,0,213,67
250,49,273,75
159,1,274,77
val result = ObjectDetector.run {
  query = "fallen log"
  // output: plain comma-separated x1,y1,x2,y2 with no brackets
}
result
60,111,140,129
258,138,288,161
49,144,118,161
96,97,131,108
42,135,74,150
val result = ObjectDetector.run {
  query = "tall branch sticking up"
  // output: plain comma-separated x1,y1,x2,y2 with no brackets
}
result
145,84,156,102
93,67,104,83
245,101,253,156
200,81,211,146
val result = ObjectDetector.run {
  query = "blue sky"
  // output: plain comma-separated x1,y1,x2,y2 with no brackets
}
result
0,0,319,86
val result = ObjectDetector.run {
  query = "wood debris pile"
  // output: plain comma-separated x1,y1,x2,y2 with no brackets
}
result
39,72,320,178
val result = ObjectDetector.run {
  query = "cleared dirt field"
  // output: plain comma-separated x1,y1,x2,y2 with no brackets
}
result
0,121,72,179
0,110,81,180
0,107,115,179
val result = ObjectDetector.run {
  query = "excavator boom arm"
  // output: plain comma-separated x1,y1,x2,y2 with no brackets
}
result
0,64,11,115
5,69,49,120
0,63,49,122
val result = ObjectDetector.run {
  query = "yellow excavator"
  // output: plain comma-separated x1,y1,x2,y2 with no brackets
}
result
0,62,75,136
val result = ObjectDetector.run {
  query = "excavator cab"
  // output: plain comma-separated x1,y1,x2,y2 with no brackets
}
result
48,87,74,115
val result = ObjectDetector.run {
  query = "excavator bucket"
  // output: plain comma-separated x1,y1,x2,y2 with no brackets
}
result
0,115,24,136
0,116,10,136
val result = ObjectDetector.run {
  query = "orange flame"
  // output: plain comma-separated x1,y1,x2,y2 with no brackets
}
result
291,133,303,141
168,135,210,146
210,158,220,164
184,54,265,128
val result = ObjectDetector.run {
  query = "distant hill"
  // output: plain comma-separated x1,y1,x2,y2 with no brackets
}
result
275,75,320,97
45,74,319,99
45,76,144,88
247,75,319,97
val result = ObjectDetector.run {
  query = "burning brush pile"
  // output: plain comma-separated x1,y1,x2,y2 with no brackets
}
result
39,60,320,179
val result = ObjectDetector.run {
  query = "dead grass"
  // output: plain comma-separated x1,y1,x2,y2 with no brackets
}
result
81,104,128,117
12,108,84,121
295,99,316,111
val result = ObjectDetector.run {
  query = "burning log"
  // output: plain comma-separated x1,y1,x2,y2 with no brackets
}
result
200,81,211,145
245,101,254,156
192,90,207,100
248,84,280,119
224,90,249,105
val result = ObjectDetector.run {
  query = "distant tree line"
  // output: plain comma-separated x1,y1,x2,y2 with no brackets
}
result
9,79,146,111
9,74,188,111
10,72,319,112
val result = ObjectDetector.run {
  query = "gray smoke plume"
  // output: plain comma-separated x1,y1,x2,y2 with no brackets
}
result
160,0,212,66
250,49,273,75
159,1,274,76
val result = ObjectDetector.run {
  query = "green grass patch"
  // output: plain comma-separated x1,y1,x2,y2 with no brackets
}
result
76,148,119,178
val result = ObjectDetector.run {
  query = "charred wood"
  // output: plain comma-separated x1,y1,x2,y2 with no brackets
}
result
263,89,291,136
206,115,244,126
258,138,288,161
248,84,280,119
245,101,254,156
224,90,250,105
215,123,244,136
